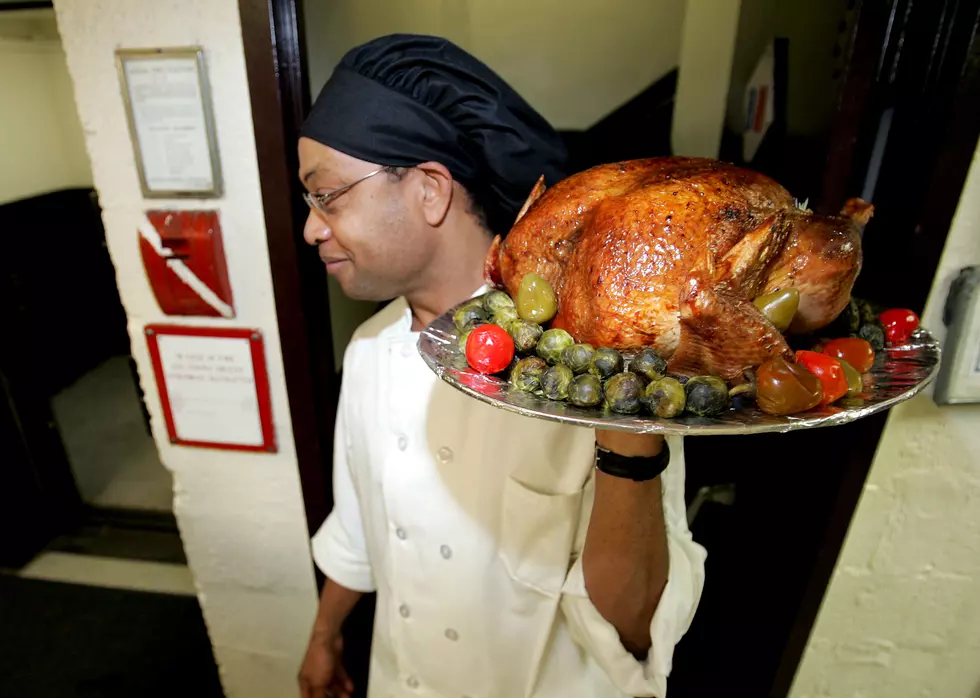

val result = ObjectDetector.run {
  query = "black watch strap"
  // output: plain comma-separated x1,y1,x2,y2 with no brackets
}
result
594,441,670,482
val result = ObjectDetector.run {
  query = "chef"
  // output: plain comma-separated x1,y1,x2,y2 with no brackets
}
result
297,34,706,698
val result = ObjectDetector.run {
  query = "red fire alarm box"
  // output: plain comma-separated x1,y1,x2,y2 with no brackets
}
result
139,210,235,318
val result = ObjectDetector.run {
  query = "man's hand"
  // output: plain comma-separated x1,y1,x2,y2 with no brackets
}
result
298,632,353,698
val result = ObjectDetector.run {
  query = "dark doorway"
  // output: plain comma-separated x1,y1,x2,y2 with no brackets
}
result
0,7,181,568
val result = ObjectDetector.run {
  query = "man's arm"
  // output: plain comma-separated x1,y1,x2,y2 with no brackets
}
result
299,579,363,698
309,578,364,646
581,431,669,656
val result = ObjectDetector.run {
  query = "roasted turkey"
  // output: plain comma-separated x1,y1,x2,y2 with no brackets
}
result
485,157,872,382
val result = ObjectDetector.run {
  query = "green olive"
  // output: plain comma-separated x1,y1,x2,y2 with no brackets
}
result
753,288,800,332
568,374,603,407
563,343,596,374
492,306,520,328
483,290,516,316
517,273,558,323
453,303,487,332
506,320,543,354
589,347,624,380
604,372,644,414
536,328,575,365
510,356,548,393
837,358,864,396
540,364,574,401
684,376,730,417
631,348,668,381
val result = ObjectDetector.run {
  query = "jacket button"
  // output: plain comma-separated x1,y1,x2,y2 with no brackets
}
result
445,628,459,641
396,527,407,540
397,435,408,451
399,604,410,618
437,446,453,463
440,544,452,560
406,676,419,688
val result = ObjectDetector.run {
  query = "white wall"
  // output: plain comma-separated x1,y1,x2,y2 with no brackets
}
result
671,0,741,158
790,141,980,698
303,0,683,131
303,0,685,369
724,0,848,136
0,9,93,204
52,1,318,696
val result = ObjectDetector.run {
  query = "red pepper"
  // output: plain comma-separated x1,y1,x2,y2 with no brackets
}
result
879,308,920,345
822,337,875,373
756,356,824,415
465,324,515,374
795,350,849,406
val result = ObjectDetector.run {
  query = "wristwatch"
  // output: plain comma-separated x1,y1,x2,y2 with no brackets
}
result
594,440,670,482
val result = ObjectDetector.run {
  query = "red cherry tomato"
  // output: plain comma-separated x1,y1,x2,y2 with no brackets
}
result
795,350,849,405
465,324,514,374
879,308,920,345
821,337,875,373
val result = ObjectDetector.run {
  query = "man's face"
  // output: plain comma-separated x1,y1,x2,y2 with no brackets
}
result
298,138,435,301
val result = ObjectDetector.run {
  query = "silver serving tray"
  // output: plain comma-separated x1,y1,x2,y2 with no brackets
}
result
418,306,941,435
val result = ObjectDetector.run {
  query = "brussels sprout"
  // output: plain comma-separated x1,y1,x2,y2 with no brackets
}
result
857,324,885,353
641,377,686,418
540,364,574,401
842,298,862,334
563,343,596,374
453,303,487,332
855,297,878,328
684,376,731,417
510,356,548,393
589,347,624,380
457,329,472,353
604,372,644,414
568,374,603,407
631,348,668,381
517,273,558,323
507,320,543,354
483,290,516,316
536,328,575,365
492,306,520,328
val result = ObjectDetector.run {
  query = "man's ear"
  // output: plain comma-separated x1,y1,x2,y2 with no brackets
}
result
414,161,454,227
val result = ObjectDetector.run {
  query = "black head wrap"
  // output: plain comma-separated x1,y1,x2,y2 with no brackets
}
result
300,34,568,236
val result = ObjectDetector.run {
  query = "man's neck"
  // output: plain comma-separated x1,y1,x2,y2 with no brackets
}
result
405,219,493,332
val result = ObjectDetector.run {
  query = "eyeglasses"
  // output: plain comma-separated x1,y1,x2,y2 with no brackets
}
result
303,167,389,217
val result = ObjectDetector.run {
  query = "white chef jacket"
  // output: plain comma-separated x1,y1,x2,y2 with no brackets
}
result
311,297,706,698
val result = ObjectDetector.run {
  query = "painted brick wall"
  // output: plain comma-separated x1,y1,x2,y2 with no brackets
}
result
790,143,980,698
51,1,318,695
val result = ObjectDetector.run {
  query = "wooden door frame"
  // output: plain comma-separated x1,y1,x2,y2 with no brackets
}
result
238,0,337,536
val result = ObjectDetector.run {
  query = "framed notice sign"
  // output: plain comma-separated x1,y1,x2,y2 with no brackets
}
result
116,47,222,198
144,325,276,452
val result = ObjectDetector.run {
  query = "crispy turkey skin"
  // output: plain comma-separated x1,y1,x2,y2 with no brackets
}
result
485,157,871,382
